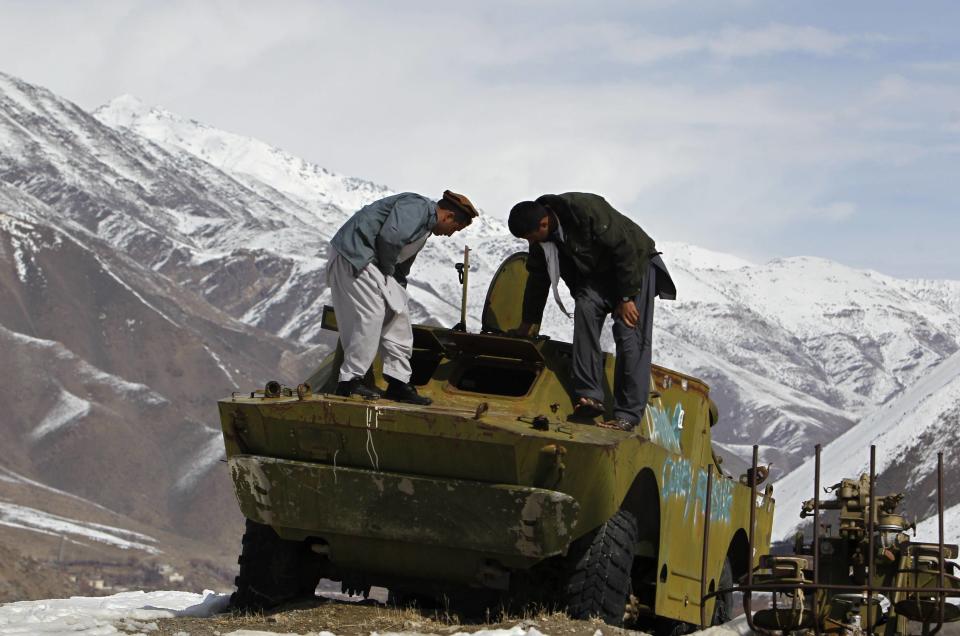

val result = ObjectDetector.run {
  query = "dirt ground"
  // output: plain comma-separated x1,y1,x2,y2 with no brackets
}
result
153,594,652,636
151,593,960,636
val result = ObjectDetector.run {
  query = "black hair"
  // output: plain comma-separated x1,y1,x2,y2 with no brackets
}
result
508,200,547,237
437,198,474,226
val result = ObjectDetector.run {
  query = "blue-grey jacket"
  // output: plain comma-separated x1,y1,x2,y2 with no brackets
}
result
330,193,437,286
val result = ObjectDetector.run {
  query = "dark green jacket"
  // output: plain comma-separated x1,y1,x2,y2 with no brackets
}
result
522,193,662,324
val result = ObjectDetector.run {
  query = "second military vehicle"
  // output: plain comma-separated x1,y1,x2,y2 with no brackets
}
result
217,252,775,630
746,448,960,636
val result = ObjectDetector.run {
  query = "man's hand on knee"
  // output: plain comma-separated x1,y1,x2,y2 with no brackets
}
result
615,299,639,328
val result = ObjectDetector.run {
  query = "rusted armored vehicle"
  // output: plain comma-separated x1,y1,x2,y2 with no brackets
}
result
745,447,960,636
217,252,775,630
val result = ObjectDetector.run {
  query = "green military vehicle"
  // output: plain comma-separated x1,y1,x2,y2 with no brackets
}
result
217,252,775,630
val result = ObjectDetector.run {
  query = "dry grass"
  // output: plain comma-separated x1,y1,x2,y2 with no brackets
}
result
151,595,647,636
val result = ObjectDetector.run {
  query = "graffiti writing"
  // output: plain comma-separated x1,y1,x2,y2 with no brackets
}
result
644,403,684,454
661,456,733,524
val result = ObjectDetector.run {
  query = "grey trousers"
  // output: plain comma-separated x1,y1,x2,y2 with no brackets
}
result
572,261,657,424
327,252,413,383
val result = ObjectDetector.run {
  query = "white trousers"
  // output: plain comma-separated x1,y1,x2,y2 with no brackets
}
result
327,251,413,383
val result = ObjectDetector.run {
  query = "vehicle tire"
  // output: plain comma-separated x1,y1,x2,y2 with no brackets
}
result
563,510,638,626
712,557,734,625
229,518,325,611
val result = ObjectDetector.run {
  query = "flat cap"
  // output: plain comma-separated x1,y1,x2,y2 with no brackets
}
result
442,190,479,219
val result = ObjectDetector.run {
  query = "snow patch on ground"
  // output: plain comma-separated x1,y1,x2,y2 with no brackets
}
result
0,576,749,636
0,586,572,636
0,589,227,634
29,387,91,440
0,501,160,554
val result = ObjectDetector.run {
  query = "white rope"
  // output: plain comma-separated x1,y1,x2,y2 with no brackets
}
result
332,449,340,485
365,406,380,471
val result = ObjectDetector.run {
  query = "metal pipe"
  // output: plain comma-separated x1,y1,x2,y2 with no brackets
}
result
745,445,760,635
459,245,470,330
813,444,822,636
929,452,946,636
867,445,876,635
724,582,960,595
701,464,714,629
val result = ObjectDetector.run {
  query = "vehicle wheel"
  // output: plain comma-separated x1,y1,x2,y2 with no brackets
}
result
563,510,638,626
712,557,734,625
229,518,325,611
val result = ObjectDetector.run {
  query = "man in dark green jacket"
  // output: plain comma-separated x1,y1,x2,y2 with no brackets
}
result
508,193,676,431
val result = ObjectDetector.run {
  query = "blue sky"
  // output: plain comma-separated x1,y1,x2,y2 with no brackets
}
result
2,0,958,278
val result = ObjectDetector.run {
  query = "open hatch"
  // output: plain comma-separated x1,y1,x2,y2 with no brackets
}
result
481,252,541,336
445,331,544,397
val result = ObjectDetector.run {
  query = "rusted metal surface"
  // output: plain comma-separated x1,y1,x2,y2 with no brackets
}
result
219,251,775,626
867,446,875,635
931,451,946,636
480,252,532,335
700,463,714,628
746,444,760,634
813,444,822,636
725,444,960,636
229,454,579,559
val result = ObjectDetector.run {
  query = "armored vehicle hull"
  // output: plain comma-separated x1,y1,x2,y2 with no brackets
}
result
218,253,774,628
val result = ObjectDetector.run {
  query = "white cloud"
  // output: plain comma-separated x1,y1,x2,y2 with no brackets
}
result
606,23,863,65
0,2,957,276
708,23,858,59
808,201,857,222
911,60,960,74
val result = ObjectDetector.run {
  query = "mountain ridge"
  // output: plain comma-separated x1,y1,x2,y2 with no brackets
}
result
1,70,959,582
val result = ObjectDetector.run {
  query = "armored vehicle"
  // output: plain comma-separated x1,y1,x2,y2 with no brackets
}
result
745,447,960,636
217,252,775,629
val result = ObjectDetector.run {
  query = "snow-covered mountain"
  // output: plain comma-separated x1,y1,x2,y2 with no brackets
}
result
93,93,524,341
2,70,960,586
656,252,960,481
91,90,960,478
772,348,960,541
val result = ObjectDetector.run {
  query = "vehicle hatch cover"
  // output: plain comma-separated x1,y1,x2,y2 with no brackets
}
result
446,331,545,364
482,252,540,336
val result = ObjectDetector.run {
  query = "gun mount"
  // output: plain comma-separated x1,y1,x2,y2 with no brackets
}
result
727,445,960,636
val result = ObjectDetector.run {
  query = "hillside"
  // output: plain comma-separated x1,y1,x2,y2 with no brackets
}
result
2,69,959,591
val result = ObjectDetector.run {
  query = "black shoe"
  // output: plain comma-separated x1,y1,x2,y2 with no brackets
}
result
336,377,380,399
600,418,637,432
384,376,432,405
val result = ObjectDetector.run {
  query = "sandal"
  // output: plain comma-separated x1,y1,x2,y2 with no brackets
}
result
573,396,605,418
598,418,637,432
